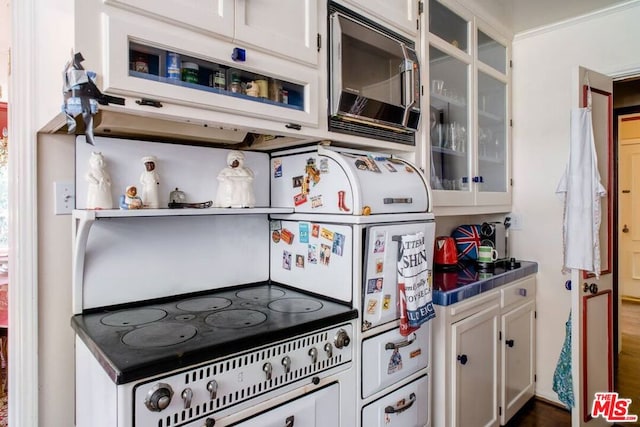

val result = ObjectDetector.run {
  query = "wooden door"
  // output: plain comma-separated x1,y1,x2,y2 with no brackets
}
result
571,66,614,427
619,115,640,298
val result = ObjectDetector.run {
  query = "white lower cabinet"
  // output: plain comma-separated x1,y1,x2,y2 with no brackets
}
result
362,375,430,427
433,275,536,427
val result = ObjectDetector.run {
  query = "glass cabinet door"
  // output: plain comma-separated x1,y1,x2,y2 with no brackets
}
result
429,46,470,193
477,71,507,193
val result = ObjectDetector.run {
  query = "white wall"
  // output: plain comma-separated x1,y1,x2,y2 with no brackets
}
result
511,2,640,403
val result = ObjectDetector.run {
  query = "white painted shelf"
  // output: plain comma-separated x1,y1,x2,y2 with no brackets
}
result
72,207,294,219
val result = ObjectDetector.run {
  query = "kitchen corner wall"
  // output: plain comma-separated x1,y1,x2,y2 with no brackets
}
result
512,2,640,404
37,133,75,426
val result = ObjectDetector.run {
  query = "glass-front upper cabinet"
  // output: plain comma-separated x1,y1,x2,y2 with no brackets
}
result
427,0,512,211
477,28,509,199
429,45,471,194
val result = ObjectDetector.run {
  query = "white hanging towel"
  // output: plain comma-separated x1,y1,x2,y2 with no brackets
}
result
397,232,435,337
556,94,606,278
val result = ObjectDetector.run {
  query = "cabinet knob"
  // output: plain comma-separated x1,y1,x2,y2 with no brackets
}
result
506,339,515,348
457,354,468,365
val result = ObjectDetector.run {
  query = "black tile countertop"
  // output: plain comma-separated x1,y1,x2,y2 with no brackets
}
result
433,260,538,306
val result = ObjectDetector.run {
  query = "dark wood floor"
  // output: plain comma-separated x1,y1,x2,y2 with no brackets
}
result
504,300,640,427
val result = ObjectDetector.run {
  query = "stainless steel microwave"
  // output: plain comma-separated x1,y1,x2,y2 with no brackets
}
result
329,3,421,145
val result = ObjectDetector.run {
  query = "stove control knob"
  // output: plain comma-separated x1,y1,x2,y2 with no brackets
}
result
145,383,174,412
324,342,333,358
181,388,193,409
308,347,318,364
334,329,351,349
206,380,218,400
263,362,273,380
281,356,291,374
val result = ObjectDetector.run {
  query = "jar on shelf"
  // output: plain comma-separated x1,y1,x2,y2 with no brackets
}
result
181,62,199,84
133,52,149,74
229,76,244,94
166,52,181,80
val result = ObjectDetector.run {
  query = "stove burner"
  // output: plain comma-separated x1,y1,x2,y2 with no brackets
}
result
268,298,323,313
176,297,232,312
236,288,285,300
122,323,197,347
101,308,167,327
205,309,267,328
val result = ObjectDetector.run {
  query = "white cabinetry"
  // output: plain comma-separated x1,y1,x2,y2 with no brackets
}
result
337,0,420,37
104,0,318,65
433,275,536,427
75,1,319,130
427,0,512,214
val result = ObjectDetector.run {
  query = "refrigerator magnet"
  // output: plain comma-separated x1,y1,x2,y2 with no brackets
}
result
273,159,282,178
387,348,403,374
270,220,282,231
282,251,292,270
383,294,391,310
299,223,309,243
367,278,383,294
319,158,329,173
295,254,305,268
376,259,384,273
385,162,397,172
310,195,323,208
311,224,320,238
332,232,345,256
292,175,303,188
293,193,307,206
281,229,294,245
410,348,422,359
320,228,334,241
271,230,281,244
373,232,386,253
307,244,318,264
320,244,331,265
366,298,378,315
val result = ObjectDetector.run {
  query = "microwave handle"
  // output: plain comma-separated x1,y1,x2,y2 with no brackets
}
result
401,46,418,127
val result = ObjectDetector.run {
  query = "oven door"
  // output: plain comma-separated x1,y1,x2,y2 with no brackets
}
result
362,221,435,330
329,9,420,137
228,383,339,427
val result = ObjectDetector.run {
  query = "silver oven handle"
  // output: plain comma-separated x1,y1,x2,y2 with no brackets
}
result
385,333,416,350
385,393,417,414
383,197,413,204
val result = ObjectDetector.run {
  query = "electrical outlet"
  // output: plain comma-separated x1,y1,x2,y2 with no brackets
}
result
509,213,523,230
54,181,75,215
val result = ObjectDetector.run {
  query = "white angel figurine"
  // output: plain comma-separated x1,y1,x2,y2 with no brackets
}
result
140,155,160,208
215,151,256,208
85,152,113,209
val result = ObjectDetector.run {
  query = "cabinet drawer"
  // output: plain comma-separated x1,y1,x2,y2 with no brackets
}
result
501,276,536,309
361,325,430,398
361,375,429,427
449,291,500,323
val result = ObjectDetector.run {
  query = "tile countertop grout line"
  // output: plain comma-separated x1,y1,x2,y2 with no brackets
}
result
433,261,539,306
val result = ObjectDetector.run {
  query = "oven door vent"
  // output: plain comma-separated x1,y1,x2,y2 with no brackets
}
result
135,324,353,427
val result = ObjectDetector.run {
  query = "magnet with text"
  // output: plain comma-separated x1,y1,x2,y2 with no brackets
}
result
293,193,307,206
299,223,309,243
366,298,378,315
387,348,403,374
319,158,329,173
320,228,334,241
310,195,323,208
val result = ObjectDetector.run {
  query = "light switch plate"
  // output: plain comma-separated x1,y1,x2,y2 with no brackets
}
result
54,181,75,215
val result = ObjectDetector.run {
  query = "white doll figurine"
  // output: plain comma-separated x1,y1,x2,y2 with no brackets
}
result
215,150,256,208
140,155,160,208
85,152,113,209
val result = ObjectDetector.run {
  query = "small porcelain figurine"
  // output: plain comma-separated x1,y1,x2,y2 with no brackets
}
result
140,155,160,208
85,152,113,209
119,185,143,210
215,150,256,208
